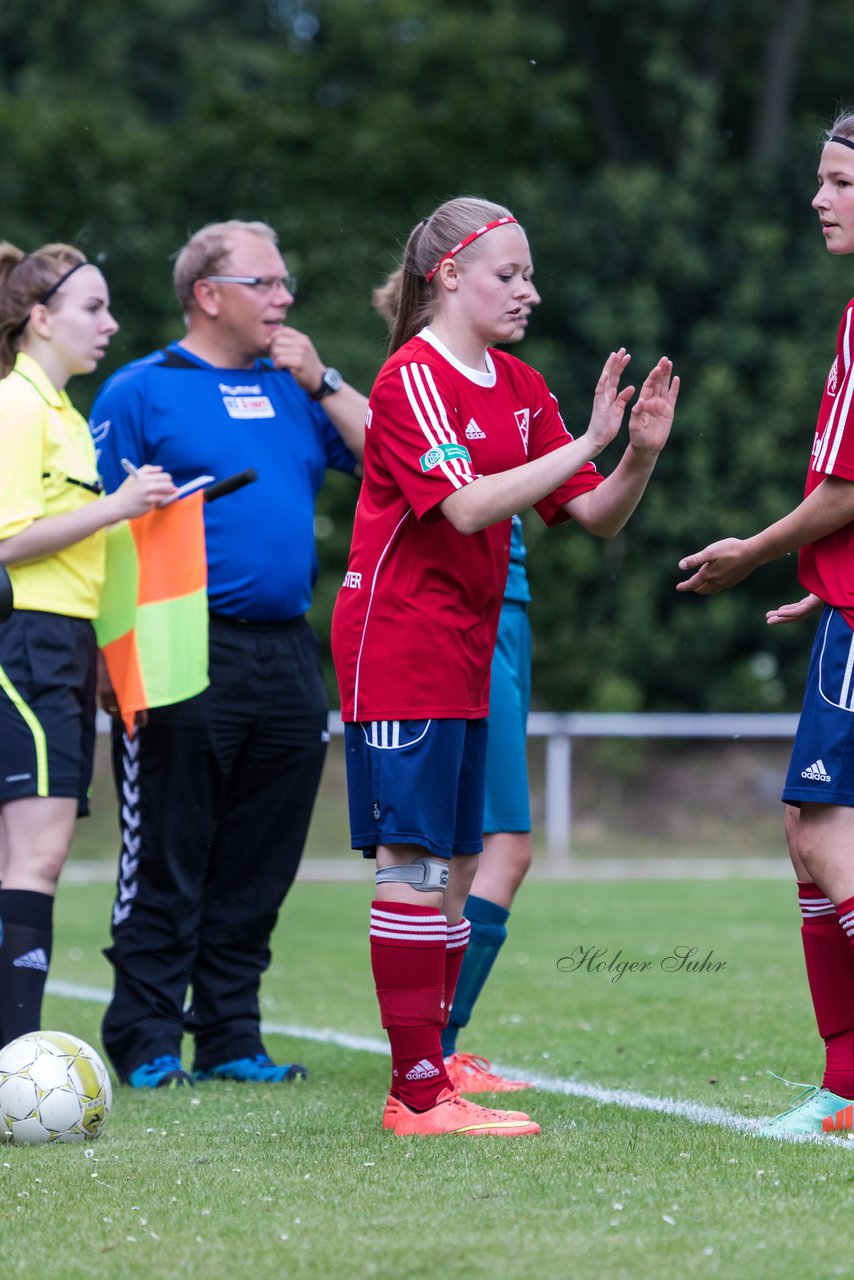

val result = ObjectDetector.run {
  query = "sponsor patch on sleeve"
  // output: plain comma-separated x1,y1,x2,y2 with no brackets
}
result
419,442,471,472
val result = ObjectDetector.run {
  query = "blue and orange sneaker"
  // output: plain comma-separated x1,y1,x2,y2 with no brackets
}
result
128,1055,194,1089
193,1054,308,1083
756,1081,854,1137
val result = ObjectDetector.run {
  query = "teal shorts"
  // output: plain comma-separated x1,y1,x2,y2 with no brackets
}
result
483,602,531,834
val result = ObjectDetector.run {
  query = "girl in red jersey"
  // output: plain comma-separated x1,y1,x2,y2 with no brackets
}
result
678,112,854,1137
332,196,679,1137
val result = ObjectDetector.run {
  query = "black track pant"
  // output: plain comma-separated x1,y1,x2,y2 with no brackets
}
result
101,614,328,1080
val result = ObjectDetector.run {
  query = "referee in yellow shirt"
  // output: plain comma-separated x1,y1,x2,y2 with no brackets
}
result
0,241,175,1046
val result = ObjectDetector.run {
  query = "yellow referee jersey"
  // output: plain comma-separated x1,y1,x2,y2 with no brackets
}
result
0,352,105,618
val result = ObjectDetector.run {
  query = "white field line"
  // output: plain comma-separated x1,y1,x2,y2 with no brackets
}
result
46,978,854,1148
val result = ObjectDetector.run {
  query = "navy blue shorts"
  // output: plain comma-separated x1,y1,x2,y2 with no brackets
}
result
343,718,488,859
483,602,531,834
0,610,97,815
783,606,854,808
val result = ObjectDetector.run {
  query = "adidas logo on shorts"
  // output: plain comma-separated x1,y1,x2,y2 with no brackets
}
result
405,1058,440,1081
12,947,49,972
801,759,832,783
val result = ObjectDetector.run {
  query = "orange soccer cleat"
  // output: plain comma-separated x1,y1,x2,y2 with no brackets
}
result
382,1086,540,1137
444,1052,533,1094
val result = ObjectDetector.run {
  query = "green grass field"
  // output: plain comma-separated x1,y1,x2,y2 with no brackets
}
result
3,875,854,1280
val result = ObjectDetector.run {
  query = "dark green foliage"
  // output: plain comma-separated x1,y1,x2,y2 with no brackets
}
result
1,0,851,709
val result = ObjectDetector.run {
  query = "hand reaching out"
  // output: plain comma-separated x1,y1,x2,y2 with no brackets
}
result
676,538,759,594
766,593,823,626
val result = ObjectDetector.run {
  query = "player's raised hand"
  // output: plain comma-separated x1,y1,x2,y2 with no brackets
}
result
268,325,325,393
586,349,635,453
676,537,759,594
766,593,823,626
628,357,679,457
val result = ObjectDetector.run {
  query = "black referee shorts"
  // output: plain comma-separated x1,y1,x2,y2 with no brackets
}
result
0,609,97,815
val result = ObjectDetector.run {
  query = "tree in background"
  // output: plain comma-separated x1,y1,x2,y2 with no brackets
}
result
0,0,850,710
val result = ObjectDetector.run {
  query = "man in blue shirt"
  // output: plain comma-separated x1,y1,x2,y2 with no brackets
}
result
92,219,367,1087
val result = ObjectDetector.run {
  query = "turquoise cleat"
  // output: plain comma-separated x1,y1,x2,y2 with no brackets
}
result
756,1082,854,1137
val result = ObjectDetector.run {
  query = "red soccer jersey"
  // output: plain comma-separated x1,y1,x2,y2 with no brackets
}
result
799,298,854,624
331,329,604,721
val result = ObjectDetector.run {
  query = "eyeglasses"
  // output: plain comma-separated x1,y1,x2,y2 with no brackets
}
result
205,273,297,295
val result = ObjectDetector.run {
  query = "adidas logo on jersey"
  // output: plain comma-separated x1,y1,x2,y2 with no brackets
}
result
465,418,486,440
12,947,49,972
801,759,832,783
405,1058,440,1081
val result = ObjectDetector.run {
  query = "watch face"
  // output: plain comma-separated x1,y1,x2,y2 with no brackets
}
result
323,367,343,393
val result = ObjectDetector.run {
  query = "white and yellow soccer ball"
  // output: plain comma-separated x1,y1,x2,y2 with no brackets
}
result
0,1031,112,1146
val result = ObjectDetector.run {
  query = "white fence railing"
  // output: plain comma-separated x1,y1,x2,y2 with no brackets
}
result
100,709,800,867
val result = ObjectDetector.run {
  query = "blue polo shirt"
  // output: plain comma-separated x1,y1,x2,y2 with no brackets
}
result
90,342,357,621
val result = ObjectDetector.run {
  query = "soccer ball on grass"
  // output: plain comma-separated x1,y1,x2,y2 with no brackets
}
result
0,1030,112,1145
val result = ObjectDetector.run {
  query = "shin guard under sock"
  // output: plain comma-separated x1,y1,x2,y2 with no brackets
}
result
369,901,450,1110
0,889,54,1043
797,883,854,1097
441,895,508,1058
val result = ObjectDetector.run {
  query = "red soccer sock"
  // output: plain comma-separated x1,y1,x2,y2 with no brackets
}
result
443,918,471,1033
798,883,854,1098
369,900,450,1110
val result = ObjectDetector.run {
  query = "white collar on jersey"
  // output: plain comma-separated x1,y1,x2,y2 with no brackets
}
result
418,327,497,388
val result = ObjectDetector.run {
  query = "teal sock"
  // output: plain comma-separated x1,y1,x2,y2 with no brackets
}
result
441,895,509,1057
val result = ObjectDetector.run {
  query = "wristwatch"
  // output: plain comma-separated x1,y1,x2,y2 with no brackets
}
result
310,367,344,401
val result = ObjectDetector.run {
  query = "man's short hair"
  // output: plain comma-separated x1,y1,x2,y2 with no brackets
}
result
173,220,279,312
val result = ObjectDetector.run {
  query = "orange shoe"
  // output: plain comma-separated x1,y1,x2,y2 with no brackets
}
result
444,1052,533,1094
383,1086,540,1137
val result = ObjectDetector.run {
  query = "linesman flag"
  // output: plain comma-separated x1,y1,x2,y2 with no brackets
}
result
94,491,208,734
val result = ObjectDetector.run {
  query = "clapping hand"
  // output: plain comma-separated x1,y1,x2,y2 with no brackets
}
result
627,357,679,457
586,348,635,454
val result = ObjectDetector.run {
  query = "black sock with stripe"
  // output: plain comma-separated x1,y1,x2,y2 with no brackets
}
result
0,889,53,1043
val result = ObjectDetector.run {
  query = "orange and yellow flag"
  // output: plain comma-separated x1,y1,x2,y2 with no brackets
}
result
94,492,208,733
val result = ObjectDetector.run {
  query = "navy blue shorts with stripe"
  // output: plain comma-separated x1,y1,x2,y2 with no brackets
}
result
0,609,97,814
343,718,488,859
783,605,854,808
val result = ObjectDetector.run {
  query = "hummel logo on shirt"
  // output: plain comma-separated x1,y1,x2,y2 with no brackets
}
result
12,947,49,972
465,418,486,440
801,759,832,782
219,384,275,419
404,1058,440,1081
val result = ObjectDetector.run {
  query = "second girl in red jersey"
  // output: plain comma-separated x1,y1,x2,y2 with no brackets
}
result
332,197,679,1137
